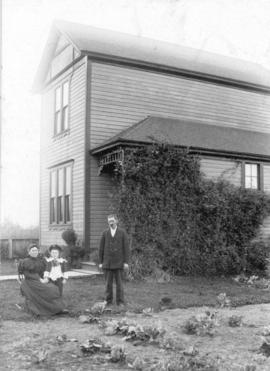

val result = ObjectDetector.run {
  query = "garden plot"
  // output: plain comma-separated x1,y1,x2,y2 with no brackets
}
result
2,303,270,370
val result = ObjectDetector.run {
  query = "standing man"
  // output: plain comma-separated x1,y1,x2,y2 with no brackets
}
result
99,214,129,307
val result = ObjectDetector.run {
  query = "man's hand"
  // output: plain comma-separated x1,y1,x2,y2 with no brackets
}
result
123,263,129,271
99,264,103,269
63,279,67,284
40,278,49,284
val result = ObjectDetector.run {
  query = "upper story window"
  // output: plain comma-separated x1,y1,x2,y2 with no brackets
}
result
54,81,69,135
244,163,260,190
50,163,72,225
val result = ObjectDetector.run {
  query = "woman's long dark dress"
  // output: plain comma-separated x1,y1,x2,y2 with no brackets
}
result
18,255,65,316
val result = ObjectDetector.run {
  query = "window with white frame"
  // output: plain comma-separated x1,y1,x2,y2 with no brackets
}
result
54,80,69,135
50,164,72,224
244,163,260,190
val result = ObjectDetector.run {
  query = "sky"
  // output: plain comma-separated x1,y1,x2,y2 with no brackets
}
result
1,0,270,227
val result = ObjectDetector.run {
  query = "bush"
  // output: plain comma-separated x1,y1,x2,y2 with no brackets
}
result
62,229,77,245
111,144,270,277
245,239,270,275
61,229,85,268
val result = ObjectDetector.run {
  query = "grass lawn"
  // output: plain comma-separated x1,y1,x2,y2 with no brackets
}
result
2,274,270,321
0,260,18,275
3,275,270,370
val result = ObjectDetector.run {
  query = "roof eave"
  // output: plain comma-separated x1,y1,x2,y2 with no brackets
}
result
91,139,270,162
83,51,270,93
32,54,85,94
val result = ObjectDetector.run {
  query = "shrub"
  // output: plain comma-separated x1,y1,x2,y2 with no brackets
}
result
245,239,270,275
127,242,164,280
62,229,77,245
61,229,85,268
111,143,270,277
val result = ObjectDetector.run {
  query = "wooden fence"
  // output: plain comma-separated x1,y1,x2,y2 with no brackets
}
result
0,238,39,260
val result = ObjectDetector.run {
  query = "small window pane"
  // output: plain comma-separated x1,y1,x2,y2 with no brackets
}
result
251,177,258,189
251,164,257,176
63,81,69,106
55,111,61,134
245,164,251,177
55,87,61,111
50,198,56,223
65,195,70,222
58,169,64,196
57,196,63,222
62,106,69,130
51,171,56,197
245,177,251,188
65,166,71,195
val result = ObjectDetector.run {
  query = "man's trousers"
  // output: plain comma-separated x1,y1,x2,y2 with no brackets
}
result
104,269,124,305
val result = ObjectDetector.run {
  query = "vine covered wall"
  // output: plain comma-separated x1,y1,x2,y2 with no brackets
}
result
111,144,270,277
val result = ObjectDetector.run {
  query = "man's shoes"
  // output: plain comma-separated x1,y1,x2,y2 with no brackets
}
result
105,301,113,307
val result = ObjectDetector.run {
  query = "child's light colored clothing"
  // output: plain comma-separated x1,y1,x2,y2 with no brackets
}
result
44,258,68,281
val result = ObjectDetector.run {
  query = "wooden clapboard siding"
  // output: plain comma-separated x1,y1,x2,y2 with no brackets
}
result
88,62,270,248
200,157,242,186
40,59,86,248
88,155,115,249
261,165,270,237
90,63,270,148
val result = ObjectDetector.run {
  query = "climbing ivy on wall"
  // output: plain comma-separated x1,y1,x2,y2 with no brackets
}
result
111,144,270,277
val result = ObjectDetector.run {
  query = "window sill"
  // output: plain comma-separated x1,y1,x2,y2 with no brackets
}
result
53,129,70,141
49,224,73,231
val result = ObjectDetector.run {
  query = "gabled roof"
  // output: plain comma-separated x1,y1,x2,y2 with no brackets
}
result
33,20,270,92
91,116,270,160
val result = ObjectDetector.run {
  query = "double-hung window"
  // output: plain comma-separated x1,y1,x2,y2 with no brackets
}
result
54,81,69,135
50,163,72,224
243,163,261,190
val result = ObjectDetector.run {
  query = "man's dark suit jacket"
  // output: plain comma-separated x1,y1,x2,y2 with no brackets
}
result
99,227,129,269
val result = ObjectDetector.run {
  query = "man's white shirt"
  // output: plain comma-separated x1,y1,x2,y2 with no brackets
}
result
110,226,117,237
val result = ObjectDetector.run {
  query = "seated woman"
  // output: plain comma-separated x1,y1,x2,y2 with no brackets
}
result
18,244,66,316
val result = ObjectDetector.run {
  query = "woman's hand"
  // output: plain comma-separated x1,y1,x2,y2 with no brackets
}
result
63,279,67,284
40,278,49,284
18,274,24,283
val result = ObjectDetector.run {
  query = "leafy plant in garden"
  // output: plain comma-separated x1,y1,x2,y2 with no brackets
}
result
228,315,243,327
79,338,127,363
183,310,219,337
111,143,270,277
216,293,231,308
152,353,220,371
102,318,165,345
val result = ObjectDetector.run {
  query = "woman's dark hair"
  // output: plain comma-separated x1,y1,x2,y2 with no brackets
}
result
49,244,62,253
27,243,39,252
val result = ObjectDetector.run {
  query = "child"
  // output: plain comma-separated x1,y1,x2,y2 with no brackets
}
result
44,245,68,296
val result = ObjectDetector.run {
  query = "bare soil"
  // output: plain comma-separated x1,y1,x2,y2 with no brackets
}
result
2,304,270,370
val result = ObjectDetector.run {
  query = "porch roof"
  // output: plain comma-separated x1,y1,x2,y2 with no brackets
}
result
91,116,270,161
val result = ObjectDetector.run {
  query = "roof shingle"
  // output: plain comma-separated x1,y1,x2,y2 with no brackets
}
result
91,116,270,160
33,20,270,92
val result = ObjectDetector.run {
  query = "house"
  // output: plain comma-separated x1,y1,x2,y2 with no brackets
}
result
33,20,270,254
